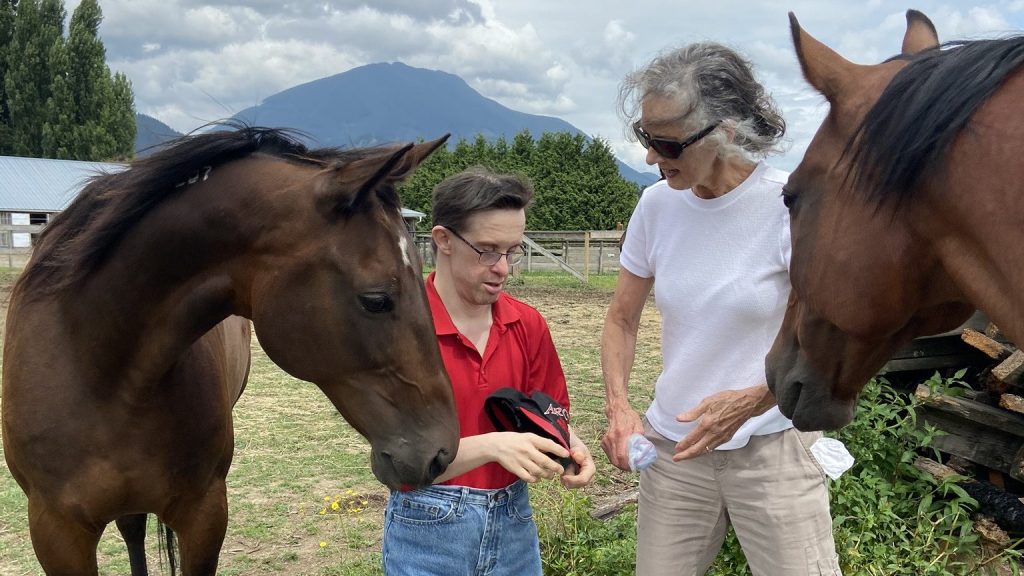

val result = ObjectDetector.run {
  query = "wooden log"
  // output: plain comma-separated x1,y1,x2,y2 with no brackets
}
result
999,393,1024,415
984,322,1002,340
914,457,1024,532
1013,444,1024,481
884,354,988,373
973,515,1010,547
883,332,991,374
914,385,1024,438
913,457,958,482
992,350,1024,384
946,455,975,476
589,488,638,520
920,410,1022,479
915,385,1024,480
961,328,1012,360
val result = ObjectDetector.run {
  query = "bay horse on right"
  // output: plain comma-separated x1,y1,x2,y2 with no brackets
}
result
766,10,1024,430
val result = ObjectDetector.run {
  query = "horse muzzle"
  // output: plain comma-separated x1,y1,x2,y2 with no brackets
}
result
370,442,456,491
768,355,857,431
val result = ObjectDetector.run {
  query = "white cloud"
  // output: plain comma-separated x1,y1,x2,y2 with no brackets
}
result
87,0,1024,174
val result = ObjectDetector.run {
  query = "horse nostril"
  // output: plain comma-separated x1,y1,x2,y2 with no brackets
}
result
428,449,451,479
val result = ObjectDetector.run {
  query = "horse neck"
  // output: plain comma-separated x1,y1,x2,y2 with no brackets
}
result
67,158,288,381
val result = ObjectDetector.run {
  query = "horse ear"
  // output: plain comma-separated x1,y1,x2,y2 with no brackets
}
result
318,134,449,215
901,10,939,55
387,134,450,183
789,12,861,101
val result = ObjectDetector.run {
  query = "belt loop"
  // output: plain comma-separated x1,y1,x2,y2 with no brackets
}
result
457,487,469,517
503,485,515,517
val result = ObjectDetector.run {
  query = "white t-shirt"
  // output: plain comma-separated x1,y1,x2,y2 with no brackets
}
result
620,161,794,449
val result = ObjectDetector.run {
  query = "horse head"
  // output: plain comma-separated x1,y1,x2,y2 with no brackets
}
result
246,136,460,489
766,11,974,430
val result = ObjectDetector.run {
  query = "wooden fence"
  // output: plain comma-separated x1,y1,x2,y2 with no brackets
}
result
415,230,624,282
0,223,42,268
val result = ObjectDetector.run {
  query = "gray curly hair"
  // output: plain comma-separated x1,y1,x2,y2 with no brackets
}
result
618,42,786,159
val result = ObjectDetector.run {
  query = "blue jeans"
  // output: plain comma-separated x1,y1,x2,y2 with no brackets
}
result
382,480,542,576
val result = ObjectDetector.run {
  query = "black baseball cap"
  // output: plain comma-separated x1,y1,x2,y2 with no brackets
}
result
484,387,572,467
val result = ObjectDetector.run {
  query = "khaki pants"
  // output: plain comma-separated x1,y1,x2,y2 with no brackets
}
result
636,424,841,576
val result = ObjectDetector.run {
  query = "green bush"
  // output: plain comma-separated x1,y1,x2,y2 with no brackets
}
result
538,377,1020,575
827,376,979,575
535,490,638,576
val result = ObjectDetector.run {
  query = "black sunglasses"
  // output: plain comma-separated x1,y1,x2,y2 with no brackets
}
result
632,120,720,159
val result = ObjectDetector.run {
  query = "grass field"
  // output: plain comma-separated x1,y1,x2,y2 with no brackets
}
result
0,271,654,575
2,268,1018,575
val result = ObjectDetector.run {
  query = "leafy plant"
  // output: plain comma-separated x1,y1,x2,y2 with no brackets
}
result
534,490,638,576
826,377,980,575
535,376,1013,575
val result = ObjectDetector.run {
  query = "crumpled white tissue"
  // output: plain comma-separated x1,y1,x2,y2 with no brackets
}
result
809,437,855,480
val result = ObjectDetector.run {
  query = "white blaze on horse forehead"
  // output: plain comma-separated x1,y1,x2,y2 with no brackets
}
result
396,228,413,270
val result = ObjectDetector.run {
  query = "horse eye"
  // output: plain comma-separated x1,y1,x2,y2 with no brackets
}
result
358,293,394,314
781,189,798,209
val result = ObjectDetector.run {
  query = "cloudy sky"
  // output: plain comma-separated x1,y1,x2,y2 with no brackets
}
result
71,0,1024,175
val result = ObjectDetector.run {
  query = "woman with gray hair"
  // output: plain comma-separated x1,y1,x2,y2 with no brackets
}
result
600,43,842,575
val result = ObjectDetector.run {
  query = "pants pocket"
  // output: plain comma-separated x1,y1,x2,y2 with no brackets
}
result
816,553,842,575
389,493,458,526
508,492,534,523
793,428,828,480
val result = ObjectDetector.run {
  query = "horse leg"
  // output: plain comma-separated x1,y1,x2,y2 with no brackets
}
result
27,497,102,576
115,514,150,576
165,481,229,576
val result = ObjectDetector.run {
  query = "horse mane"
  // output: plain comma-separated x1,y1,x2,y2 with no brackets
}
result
21,122,401,295
845,36,1024,207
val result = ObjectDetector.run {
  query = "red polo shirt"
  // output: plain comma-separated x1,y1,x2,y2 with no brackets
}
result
426,272,570,490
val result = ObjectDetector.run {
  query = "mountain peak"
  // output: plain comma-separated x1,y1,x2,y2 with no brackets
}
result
138,63,656,184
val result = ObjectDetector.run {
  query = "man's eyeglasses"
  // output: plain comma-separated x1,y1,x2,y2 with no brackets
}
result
447,228,525,266
632,120,720,159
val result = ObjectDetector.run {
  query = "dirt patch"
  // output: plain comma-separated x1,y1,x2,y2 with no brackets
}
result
0,277,657,575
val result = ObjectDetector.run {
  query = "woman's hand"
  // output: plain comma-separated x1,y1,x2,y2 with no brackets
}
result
601,407,645,471
672,385,776,460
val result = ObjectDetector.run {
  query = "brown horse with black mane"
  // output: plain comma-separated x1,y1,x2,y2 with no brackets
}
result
766,10,1024,430
2,126,459,575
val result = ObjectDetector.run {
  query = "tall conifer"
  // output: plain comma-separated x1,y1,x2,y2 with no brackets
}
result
3,0,134,159
66,0,132,159
42,33,72,157
0,0,17,153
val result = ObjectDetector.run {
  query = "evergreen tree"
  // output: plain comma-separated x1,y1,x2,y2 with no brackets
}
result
104,71,135,160
399,131,639,232
0,0,17,154
66,0,108,159
5,0,44,155
5,0,64,156
41,33,72,156
509,130,534,171
2,0,133,159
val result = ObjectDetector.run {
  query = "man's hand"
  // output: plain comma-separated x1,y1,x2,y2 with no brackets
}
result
560,438,596,488
489,432,568,483
601,407,644,471
672,385,775,461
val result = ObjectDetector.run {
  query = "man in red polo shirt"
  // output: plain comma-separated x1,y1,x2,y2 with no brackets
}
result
381,167,595,576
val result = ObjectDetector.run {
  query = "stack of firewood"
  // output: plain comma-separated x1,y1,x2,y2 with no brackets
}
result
912,324,1024,545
